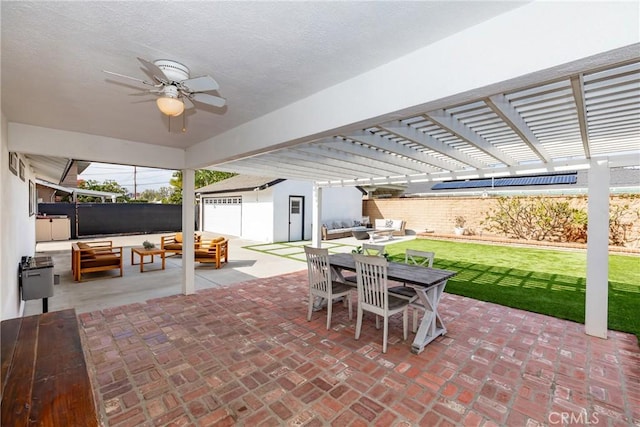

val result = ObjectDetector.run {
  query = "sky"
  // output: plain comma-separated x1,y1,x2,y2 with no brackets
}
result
78,163,176,192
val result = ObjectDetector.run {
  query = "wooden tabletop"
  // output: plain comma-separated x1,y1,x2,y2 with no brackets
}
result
131,246,166,255
1,309,99,427
328,253,456,288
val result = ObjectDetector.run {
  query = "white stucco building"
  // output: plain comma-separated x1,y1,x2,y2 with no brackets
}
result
197,175,365,243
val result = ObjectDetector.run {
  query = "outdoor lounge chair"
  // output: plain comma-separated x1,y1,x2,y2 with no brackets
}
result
160,232,202,255
194,237,229,269
71,241,123,282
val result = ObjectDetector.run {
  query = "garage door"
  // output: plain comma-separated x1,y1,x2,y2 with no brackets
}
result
202,196,242,236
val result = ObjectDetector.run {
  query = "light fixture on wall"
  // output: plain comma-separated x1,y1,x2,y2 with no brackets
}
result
156,86,184,117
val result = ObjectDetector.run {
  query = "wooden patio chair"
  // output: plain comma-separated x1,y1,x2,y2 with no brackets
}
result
345,243,386,284
388,249,435,332
71,241,123,282
304,246,353,330
353,253,409,353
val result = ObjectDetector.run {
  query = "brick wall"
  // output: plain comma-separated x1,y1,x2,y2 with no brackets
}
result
364,195,640,246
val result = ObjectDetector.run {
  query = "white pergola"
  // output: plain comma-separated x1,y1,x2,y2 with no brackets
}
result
213,58,639,185
207,55,640,340
4,1,639,335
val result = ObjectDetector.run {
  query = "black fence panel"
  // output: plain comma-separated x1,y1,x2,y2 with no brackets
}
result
38,203,182,238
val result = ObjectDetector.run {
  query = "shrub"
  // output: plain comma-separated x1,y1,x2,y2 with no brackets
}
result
483,197,582,242
483,196,639,246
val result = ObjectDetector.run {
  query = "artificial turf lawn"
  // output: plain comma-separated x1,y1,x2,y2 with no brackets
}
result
384,238,640,341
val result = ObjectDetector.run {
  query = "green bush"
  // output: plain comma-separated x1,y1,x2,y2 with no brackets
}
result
483,196,639,246
483,197,582,242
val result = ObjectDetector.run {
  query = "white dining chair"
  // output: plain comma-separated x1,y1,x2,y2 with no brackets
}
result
353,253,409,353
362,243,386,256
388,249,435,332
304,246,353,330
345,243,386,284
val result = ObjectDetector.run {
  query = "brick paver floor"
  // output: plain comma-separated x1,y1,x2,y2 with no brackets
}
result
78,271,639,426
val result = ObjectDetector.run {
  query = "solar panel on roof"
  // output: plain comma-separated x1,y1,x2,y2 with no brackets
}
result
431,173,577,190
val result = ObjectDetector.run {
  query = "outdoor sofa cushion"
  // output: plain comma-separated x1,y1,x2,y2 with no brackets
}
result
160,233,202,255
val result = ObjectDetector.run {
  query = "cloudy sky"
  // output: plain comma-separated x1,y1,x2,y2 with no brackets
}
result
78,163,176,192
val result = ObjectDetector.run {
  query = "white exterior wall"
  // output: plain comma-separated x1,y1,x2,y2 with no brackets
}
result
200,181,363,243
321,187,364,225
272,180,312,242
273,182,362,242
1,114,37,320
241,188,275,242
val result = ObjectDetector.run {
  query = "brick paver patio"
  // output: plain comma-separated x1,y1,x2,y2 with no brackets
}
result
79,271,639,426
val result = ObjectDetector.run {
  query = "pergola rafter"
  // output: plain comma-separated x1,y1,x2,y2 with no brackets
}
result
377,120,486,169
213,59,639,188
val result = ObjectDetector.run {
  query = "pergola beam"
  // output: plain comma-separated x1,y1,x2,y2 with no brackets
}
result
312,137,434,175
485,94,551,162
379,120,487,169
225,158,344,182
571,74,592,158
286,147,406,178
426,109,517,166
347,130,458,172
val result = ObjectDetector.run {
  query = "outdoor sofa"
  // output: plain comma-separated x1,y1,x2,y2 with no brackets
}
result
321,218,370,240
160,232,202,255
161,232,228,269
71,240,123,282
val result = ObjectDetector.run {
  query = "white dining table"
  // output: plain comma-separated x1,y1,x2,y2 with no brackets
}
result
328,253,457,354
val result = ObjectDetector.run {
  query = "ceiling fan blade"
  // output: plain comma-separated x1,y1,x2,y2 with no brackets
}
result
137,57,169,84
181,75,219,92
127,91,154,97
183,97,196,110
191,93,226,108
103,70,156,86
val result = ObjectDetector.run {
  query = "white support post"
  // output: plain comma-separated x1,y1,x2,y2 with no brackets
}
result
182,169,195,295
585,160,609,338
311,184,322,248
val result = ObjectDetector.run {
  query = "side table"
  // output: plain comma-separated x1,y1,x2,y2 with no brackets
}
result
131,247,166,272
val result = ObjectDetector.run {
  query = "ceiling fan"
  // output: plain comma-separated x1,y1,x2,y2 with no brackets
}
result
104,57,226,118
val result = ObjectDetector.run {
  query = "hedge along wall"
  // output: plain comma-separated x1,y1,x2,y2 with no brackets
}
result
363,194,640,247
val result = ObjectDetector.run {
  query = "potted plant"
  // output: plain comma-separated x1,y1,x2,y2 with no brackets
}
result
142,240,155,250
454,216,466,236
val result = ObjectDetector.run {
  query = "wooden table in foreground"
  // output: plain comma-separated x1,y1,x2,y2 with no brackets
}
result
328,253,457,354
131,246,166,272
1,309,99,426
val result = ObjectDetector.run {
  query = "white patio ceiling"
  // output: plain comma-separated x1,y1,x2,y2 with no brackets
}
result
214,59,640,187
3,2,638,187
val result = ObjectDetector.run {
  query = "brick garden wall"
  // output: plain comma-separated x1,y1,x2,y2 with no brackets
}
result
363,195,640,247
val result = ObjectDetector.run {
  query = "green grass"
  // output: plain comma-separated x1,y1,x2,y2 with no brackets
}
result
384,239,640,340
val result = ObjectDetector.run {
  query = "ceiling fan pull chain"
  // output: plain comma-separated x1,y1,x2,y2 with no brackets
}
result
182,112,187,133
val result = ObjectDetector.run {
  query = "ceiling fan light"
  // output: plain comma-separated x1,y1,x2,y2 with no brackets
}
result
156,96,184,117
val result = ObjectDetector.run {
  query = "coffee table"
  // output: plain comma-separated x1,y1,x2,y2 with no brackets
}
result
131,247,166,272
367,228,395,242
